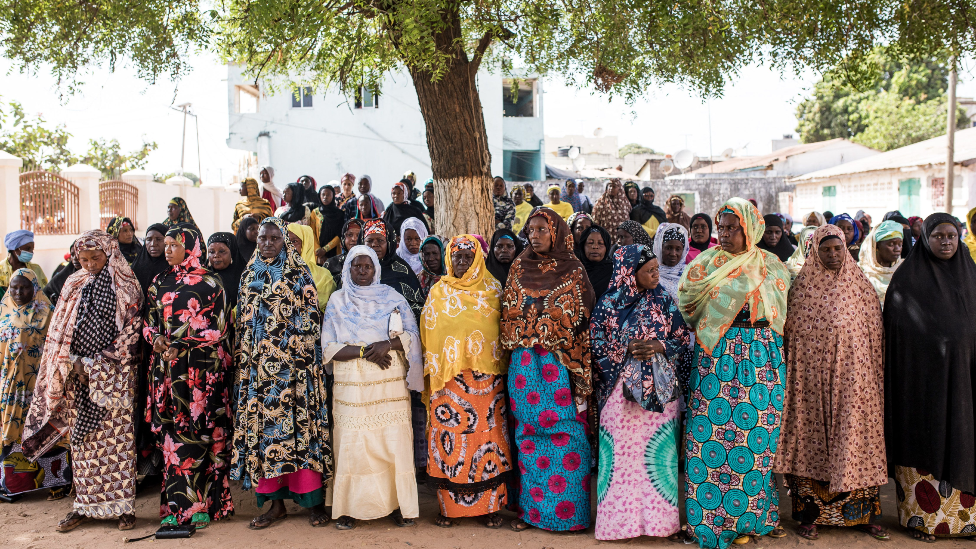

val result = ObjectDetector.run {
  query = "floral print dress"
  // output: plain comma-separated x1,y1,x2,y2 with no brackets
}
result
144,226,234,524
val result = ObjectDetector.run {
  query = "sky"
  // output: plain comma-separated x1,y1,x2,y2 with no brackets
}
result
5,53,976,182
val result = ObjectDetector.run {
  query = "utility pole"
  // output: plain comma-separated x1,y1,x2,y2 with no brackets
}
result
176,102,191,176
946,60,957,214
195,114,203,186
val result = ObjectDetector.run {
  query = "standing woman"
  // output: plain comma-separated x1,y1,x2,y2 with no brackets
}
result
259,166,285,208
422,235,512,528
677,198,790,548
510,185,533,235
756,214,795,263
592,179,632,233
23,230,143,532
276,182,322,244
326,219,364,288
322,245,422,529
486,229,523,287
828,213,862,261
143,225,234,528
286,224,337,312
653,223,690,299
236,217,259,264
0,269,68,499
501,208,594,533
688,213,718,263
775,225,888,541
418,235,446,294
162,197,199,232
315,182,347,264
206,232,247,312
362,220,425,319
396,217,428,277
575,225,614,300
231,218,332,529
885,214,976,541
591,245,692,541
568,212,593,245
617,220,654,248
106,216,143,264
232,177,274,232
857,220,904,308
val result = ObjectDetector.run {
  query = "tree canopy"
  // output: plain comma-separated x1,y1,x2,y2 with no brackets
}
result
619,143,658,157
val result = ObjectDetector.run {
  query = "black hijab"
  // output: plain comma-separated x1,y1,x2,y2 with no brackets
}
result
486,228,524,287
325,218,365,288
382,198,430,236
576,225,614,299
131,223,170,303
317,184,347,256
236,217,259,263
206,232,247,309
370,219,425,321
757,214,795,262
689,213,713,252
884,213,976,493
630,186,667,226
300,175,323,209
280,181,307,223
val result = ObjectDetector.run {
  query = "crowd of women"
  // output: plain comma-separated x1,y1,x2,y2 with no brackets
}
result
0,167,974,549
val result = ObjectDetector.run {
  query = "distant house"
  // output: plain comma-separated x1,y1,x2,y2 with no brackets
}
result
792,128,976,221
682,139,878,178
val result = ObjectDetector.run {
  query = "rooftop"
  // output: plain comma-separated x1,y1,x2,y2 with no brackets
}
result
687,138,852,174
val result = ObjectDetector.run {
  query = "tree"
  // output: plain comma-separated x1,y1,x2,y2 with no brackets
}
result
0,99,77,171
82,138,159,179
4,1,976,236
619,144,658,157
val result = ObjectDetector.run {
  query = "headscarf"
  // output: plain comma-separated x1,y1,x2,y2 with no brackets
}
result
857,220,904,307
364,219,425,321
884,213,976,494
259,165,284,206
590,244,691,412
785,225,817,279
418,235,446,294
653,223,690,299
395,217,428,275
22,230,142,459
43,240,79,306
560,180,583,212
421,235,506,393
353,193,381,221
623,181,641,207
131,223,170,302
233,178,274,232
106,216,143,264
757,214,795,262
630,187,668,227
235,217,259,265
618,220,653,248
828,213,861,246
567,212,591,236
162,197,197,228
883,211,913,259
4,230,33,252
485,229,523,286
278,181,308,223
963,207,976,264
688,213,715,253
575,225,614,300
317,182,346,256
287,224,336,312
320,245,423,391
592,179,632,232
299,175,323,209
207,232,247,310
677,198,790,353
776,224,886,492
0,268,54,446
383,188,430,235
802,211,827,228
500,208,595,404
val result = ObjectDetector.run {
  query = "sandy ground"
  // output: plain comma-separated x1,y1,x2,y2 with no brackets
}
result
2,476,976,549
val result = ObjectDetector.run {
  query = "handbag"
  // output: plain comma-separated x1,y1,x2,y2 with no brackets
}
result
388,308,403,338
620,352,678,412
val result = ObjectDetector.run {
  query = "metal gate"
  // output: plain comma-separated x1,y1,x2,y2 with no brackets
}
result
99,179,139,230
19,170,80,235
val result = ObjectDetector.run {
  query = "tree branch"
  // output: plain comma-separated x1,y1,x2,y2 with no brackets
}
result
470,30,493,73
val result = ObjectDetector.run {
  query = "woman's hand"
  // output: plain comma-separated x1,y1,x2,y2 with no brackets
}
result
161,347,179,362
363,340,393,370
71,357,88,380
153,336,171,354
629,339,665,360
315,247,328,265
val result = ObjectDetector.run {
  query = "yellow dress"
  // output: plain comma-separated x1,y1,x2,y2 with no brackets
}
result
286,224,336,312
545,201,574,221
513,202,533,234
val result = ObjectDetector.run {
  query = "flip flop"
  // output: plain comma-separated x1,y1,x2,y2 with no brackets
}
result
56,512,90,533
249,512,288,530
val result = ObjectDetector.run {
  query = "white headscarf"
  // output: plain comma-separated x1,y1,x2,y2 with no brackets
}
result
652,222,689,300
396,217,428,275
260,165,284,205
321,245,423,390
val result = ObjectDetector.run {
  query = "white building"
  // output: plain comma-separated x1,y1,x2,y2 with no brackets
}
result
681,138,878,178
226,66,545,199
792,128,976,220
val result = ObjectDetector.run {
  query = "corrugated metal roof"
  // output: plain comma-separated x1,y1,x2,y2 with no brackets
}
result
792,127,976,182
686,139,848,174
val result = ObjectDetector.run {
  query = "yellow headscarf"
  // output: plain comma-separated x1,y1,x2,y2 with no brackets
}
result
421,234,507,393
677,198,790,353
963,207,976,264
287,224,336,312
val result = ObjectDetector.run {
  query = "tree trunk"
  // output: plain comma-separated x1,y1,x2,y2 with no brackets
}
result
408,14,495,240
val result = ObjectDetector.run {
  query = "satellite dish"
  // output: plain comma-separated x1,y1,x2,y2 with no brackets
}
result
573,156,586,170
568,146,580,160
594,127,605,137
660,158,674,175
721,148,734,159
674,149,697,171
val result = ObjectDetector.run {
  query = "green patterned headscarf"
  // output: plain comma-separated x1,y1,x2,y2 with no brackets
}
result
163,197,196,227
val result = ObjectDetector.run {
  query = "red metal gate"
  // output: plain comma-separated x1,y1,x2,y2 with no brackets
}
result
19,170,80,235
99,179,139,230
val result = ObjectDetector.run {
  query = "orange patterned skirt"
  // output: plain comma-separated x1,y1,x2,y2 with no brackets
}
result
427,370,513,517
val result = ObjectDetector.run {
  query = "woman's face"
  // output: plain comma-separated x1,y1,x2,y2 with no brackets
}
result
9,275,35,307
616,228,634,247
526,216,552,253
358,177,371,195
512,188,524,205
145,230,165,258
805,212,821,227
287,231,304,253
163,236,187,266
817,236,846,271
341,179,354,195
301,176,313,190
422,242,442,273
608,181,622,197
320,186,334,205
358,196,372,218
492,238,516,264
835,219,854,244
350,255,375,286
493,178,506,197
208,242,232,270
391,185,405,205
79,249,108,275
876,238,903,265
762,225,782,247
343,225,361,251
584,232,607,262
691,218,710,244
258,224,285,259
283,187,294,204
167,202,180,221
636,258,660,290
662,240,684,267
423,190,434,208
573,218,592,243
365,232,388,259
626,187,639,202
403,229,422,254
548,188,560,203
117,223,134,245
260,168,270,183
717,213,747,254
451,249,476,278
912,219,923,238
928,223,959,260
245,222,259,243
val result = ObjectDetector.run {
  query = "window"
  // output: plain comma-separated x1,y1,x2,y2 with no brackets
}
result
291,87,313,108
899,178,920,216
503,79,535,117
355,87,379,109
235,85,259,113
821,185,836,213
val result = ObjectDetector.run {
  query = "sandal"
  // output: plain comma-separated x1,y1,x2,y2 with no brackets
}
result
56,511,90,533
797,524,819,540
485,513,504,529
858,523,889,541
391,509,416,527
309,510,330,528
668,530,691,543
249,510,288,530
191,512,211,530
732,535,752,545
768,527,788,538
47,486,69,501
161,515,178,526
511,518,532,532
435,514,457,528
118,513,136,531
911,530,937,543
335,516,356,530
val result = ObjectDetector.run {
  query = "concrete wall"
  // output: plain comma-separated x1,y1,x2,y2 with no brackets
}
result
651,177,794,217
772,141,879,177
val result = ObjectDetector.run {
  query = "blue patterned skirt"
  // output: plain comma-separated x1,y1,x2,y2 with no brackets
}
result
684,327,785,549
